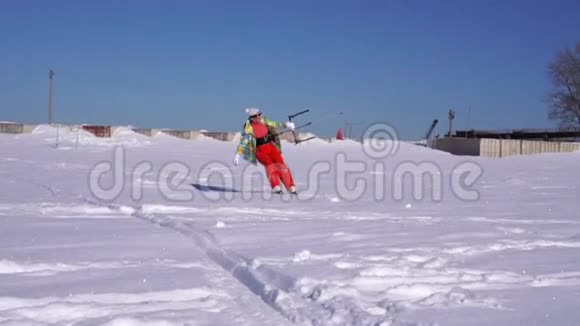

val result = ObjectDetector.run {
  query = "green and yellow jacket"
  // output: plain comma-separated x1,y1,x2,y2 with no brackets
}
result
235,116,285,164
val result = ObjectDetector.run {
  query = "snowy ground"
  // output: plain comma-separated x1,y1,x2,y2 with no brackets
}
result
1,126,579,326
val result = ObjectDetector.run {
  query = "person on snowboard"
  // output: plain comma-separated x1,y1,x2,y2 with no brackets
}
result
233,108,297,194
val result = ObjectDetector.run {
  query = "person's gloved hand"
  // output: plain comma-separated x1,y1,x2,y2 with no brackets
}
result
286,121,295,130
233,153,241,166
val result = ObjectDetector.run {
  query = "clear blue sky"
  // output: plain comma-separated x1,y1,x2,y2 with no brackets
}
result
1,0,579,139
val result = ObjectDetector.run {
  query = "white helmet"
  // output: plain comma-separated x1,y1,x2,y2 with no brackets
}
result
245,107,261,116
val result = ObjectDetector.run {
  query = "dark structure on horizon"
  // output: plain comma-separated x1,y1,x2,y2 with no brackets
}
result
453,128,580,141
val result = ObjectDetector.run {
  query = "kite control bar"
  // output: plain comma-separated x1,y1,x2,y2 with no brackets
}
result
289,109,310,121
287,109,315,144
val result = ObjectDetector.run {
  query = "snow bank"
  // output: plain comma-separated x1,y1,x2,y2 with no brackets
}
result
112,126,153,145
31,125,152,148
232,132,242,143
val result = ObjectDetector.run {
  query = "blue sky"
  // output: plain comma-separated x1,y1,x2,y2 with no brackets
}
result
1,0,579,139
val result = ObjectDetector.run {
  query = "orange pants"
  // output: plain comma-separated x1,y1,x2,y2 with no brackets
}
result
255,142,295,189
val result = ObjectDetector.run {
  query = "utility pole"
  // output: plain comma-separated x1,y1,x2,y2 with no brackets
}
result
49,69,55,125
344,122,351,139
448,109,456,137
345,121,364,139
467,106,472,130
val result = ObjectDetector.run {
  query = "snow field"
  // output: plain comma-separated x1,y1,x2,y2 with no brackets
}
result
1,127,580,325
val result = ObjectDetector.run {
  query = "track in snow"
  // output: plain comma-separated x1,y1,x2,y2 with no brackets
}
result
83,197,415,326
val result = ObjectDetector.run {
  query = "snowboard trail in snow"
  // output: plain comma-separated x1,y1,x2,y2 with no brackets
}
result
82,197,415,326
